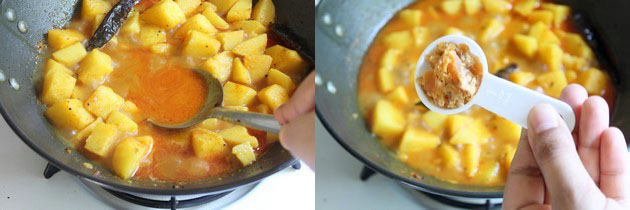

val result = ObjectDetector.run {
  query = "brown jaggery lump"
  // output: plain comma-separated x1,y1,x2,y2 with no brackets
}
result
419,42,483,108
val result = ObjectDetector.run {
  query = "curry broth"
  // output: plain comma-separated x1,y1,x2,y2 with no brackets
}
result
358,0,614,186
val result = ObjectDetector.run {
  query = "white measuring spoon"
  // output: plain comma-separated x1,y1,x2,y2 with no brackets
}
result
413,35,575,131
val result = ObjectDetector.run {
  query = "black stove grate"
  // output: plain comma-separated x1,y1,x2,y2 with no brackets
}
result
359,166,502,210
103,188,232,210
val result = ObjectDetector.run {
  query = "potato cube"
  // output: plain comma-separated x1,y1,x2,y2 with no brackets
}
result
175,14,217,38
422,111,448,132
529,22,559,45
380,49,400,70
398,9,422,26
244,54,273,83
411,26,429,46
231,20,267,36
208,0,239,15
538,43,563,72
140,25,167,47
84,122,119,157
258,84,288,110
398,127,440,154
386,86,409,105
489,116,522,143
45,99,95,131
140,0,186,29
514,0,538,16
52,42,88,67
463,143,481,177
219,126,259,147
562,33,592,58
122,101,139,114
441,0,462,15
265,45,307,73
45,59,73,76
501,145,516,172
112,136,153,179
473,161,501,183
377,67,395,93
536,70,567,98
464,0,482,15
232,142,256,166
150,43,173,55
479,19,505,43
450,119,490,144
541,3,570,26
227,0,252,22
509,71,535,86
47,29,86,50
200,118,222,131
528,10,554,26
267,68,296,92
41,70,76,106
254,104,271,114
217,30,245,51
371,100,406,145
233,34,267,56
197,2,217,14
175,0,202,16
106,111,138,133
439,144,460,169
121,11,141,35
566,70,578,83
482,0,511,14
577,68,608,95
252,0,275,26
201,52,234,83
85,86,125,118
182,30,221,57
202,9,230,30
383,31,412,49
512,34,538,58
73,117,103,142
444,27,464,36
223,81,257,106
192,128,227,158
230,58,252,85
78,49,113,84
447,115,473,137
82,0,111,20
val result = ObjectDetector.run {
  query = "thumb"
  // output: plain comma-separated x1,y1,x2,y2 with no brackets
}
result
527,104,603,208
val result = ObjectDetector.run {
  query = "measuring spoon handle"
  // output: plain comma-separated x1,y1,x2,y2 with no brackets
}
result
208,107,281,134
475,74,576,131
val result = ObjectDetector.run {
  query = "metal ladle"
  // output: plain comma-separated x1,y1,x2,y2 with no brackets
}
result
148,69,281,134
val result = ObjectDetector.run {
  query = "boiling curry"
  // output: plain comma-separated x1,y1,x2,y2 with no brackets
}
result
358,0,614,186
40,0,307,181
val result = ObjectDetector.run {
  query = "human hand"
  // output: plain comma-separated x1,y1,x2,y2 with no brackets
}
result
503,84,630,210
274,71,315,170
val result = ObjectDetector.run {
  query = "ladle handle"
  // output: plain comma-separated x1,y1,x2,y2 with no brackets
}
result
475,75,576,131
209,107,281,134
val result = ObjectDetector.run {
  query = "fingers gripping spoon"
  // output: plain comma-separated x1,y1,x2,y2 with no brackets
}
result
148,68,281,134
414,35,576,131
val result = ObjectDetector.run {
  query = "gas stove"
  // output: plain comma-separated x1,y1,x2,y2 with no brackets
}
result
0,116,314,209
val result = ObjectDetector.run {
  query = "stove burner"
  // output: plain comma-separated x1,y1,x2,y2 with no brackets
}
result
359,166,502,210
103,188,232,210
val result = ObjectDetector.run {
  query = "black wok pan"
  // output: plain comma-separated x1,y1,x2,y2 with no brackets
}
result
0,0,313,195
315,0,630,198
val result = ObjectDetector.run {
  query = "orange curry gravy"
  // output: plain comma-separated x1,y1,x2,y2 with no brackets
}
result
358,0,615,186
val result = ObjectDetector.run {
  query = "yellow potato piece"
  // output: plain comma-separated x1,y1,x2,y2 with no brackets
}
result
85,86,124,118
258,84,289,111
252,0,275,26
192,128,227,158
232,142,256,166
45,99,95,131
140,0,186,29
232,34,267,57
223,81,257,106
47,29,85,50
181,30,221,57
112,136,153,179
84,122,118,157
52,42,87,67
219,126,258,147
226,0,252,22
78,49,113,84
266,68,295,92
244,54,273,83
230,58,252,86
371,100,406,146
